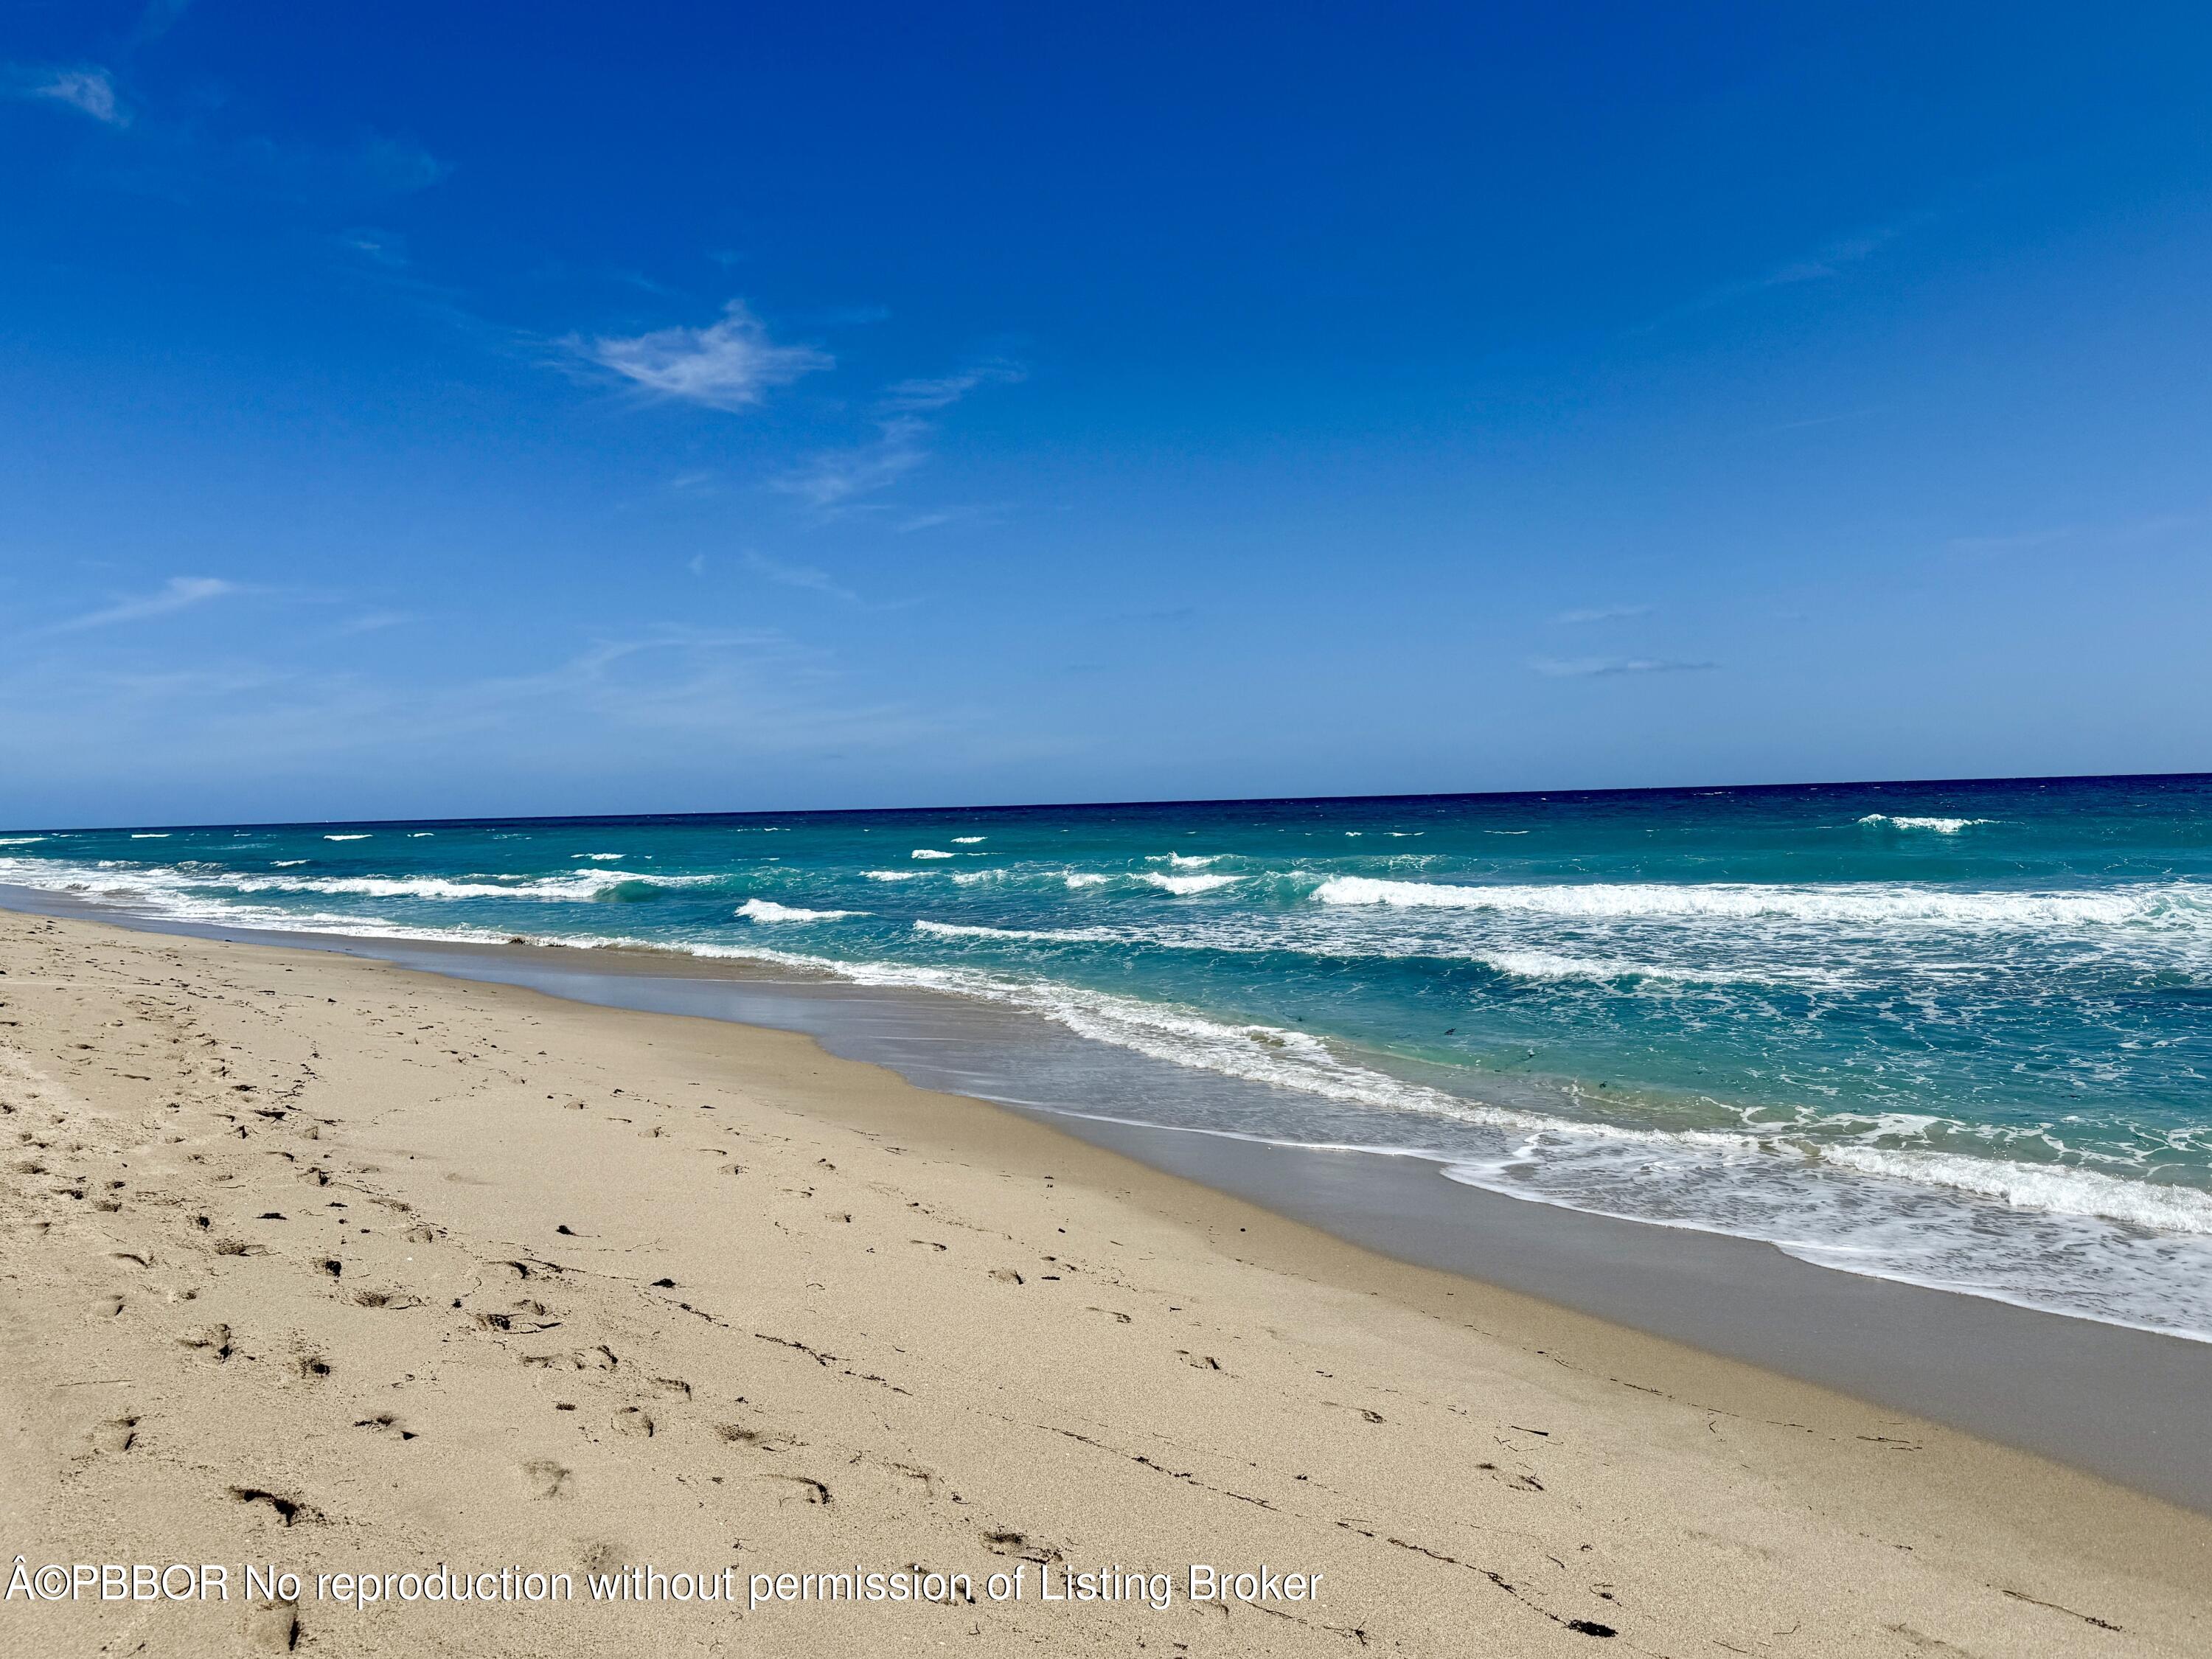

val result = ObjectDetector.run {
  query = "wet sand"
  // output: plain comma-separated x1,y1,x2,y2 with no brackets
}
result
1,905,2208,1655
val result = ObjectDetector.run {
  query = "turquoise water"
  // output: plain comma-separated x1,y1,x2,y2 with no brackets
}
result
7,775,2211,1337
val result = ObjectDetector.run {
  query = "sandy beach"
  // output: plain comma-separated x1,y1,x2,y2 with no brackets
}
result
1,907,2207,1658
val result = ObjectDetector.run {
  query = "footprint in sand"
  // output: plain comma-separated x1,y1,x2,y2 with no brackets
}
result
521,1458,571,1500
228,1486,321,1527
88,1415,139,1454
716,1422,803,1453
241,1598,301,1654
179,1323,234,1363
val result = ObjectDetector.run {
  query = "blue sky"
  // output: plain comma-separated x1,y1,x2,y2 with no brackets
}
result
3,1,2208,826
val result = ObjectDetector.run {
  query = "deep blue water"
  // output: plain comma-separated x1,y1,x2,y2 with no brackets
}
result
6,774,2211,1336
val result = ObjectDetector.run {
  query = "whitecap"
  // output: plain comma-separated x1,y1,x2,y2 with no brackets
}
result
325,833,372,841
866,870,924,881
915,919,1100,944
1064,873,1111,888
911,849,955,860
1859,814,1994,833
1311,875,2201,930
953,836,986,844
738,899,860,923
1140,872,1241,895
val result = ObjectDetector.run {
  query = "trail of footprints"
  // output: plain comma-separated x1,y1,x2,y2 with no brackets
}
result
0,917,1622,1652
1,930,994,1576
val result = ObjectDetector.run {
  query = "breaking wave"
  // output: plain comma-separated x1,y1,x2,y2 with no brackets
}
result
738,899,860,923
1859,814,1995,833
1312,875,2206,930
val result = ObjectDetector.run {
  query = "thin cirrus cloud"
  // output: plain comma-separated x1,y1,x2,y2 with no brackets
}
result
1947,515,2195,557
571,300,830,411
47,576,238,633
741,550,858,602
14,63,128,125
878,359,1026,413
1531,656,1715,679
775,417,930,509
1641,217,1927,331
1554,603,1653,625
776,359,1024,512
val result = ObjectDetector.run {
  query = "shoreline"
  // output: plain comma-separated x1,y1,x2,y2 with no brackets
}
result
9,886,2212,1517
3,905,2210,1654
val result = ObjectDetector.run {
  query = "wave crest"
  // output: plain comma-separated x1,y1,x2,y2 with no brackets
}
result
738,899,859,923
1859,814,1994,833
1312,875,2202,929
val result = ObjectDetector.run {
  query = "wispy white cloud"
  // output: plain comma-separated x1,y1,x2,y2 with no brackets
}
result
47,576,237,633
879,360,1026,414
1641,218,1929,330
1947,514,2197,557
572,300,830,411
776,417,930,509
742,550,858,602
1532,656,1714,679
335,226,409,268
894,504,1006,534
335,609,411,635
773,358,1024,515
1554,603,1652,625
15,64,128,125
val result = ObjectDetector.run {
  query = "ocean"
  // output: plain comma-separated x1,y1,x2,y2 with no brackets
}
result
5,773,2210,1340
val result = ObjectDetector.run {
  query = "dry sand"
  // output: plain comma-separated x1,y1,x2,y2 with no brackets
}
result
0,907,2205,1656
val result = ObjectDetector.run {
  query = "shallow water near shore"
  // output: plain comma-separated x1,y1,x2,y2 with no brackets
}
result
7,773,2211,1340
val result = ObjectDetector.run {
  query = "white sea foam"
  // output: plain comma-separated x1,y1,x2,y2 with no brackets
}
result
325,834,372,841
738,899,860,923
1859,814,1994,833
1149,852,1220,868
914,919,1105,944
1312,875,2205,929
271,860,308,867
0,858,709,905
1064,873,1111,888
911,849,955,860
953,836,986,844
1140,872,1241,895
1822,1146,2212,1234
866,870,924,881
0,837,46,845
574,852,625,860
411,832,435,838
131,833,168,839
1475,950,1816,987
